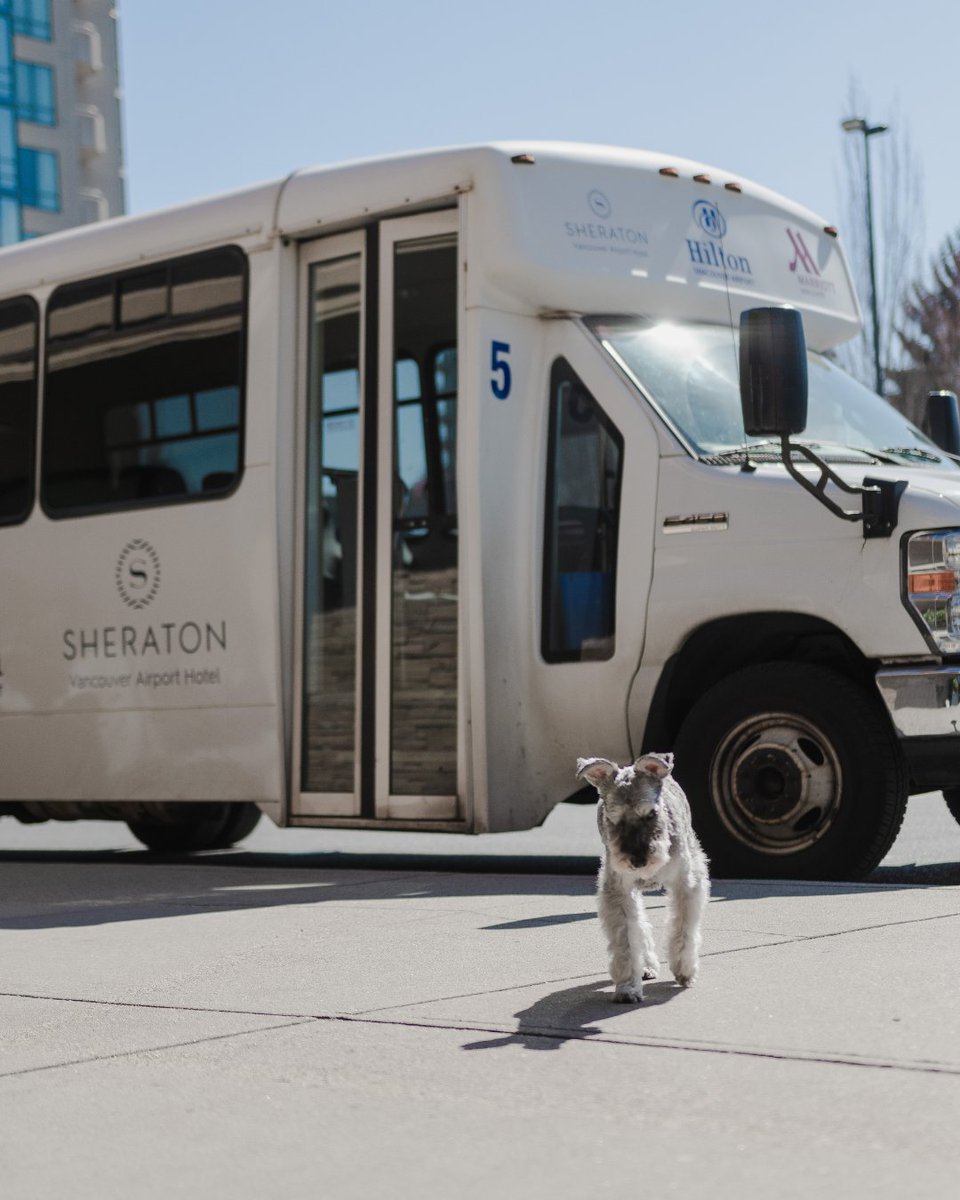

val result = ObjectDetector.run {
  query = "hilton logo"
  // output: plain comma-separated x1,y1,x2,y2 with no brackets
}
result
116,539,161,610
693,199,727,239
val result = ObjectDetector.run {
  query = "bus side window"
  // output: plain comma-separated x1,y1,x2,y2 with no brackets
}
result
40,246,247,517
0,295,38,525
542,357,623,663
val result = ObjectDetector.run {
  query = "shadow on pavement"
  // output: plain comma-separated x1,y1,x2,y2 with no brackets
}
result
0,847,599,875
0,856,602,930
3,847,956,932
461,976,685,1052
869,862,960,886
3,844,958,887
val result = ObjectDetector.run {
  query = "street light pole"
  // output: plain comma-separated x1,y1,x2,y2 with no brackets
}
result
842,117,889,396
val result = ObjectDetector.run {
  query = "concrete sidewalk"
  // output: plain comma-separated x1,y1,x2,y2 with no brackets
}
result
2,856,960,1199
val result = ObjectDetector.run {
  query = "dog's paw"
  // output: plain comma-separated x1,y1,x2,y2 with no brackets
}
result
612,984,644,1004
642,966,658,981
673,970,697,988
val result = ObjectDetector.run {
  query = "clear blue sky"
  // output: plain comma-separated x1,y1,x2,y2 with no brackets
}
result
119,0,958,266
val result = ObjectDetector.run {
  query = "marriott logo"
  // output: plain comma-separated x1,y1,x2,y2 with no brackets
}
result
786,227,836,297
787,228,819,276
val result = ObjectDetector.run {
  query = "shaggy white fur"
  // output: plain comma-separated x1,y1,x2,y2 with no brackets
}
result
577,752,710,1003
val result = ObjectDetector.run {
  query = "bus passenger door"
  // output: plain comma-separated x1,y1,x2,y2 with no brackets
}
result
295,232,366,818
293,213,461,823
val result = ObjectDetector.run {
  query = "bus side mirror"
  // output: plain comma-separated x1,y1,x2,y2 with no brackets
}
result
739,307,808,437
738,305,906,539
927,390,960,455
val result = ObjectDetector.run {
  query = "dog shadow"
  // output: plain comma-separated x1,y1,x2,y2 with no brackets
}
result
461,974,685,1052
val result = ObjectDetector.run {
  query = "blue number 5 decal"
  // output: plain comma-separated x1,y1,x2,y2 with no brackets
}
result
491,340,512,400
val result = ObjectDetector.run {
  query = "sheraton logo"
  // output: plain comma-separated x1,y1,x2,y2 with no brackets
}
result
60,538,230,666
62,620,227,662
116,538,161,610
563,187,650,255
587,189,612,219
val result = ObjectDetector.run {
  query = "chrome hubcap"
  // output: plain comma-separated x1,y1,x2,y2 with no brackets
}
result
711,713,842,855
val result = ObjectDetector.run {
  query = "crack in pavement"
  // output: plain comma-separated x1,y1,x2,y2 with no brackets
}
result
351,908,960,1016
2,986,959,1081
4,910,960,1082
0,1017,315,1080
3,906,959,1022
4,910,958,1025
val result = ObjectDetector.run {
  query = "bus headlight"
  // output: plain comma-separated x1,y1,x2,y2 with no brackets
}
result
906,530,960,653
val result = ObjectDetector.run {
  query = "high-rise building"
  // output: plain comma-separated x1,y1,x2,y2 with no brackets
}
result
0,0,124,245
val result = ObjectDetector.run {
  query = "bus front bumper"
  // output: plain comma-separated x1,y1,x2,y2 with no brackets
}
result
876,666,960,793
876,666,960,738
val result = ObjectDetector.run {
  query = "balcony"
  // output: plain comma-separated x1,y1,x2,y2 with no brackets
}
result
77,104,105,158
73,22,103,76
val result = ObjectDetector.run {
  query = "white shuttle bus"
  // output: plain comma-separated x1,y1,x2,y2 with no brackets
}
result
3,142,960,878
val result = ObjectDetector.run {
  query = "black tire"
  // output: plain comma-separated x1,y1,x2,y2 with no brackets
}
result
673,661,907,881
942,789,960,827
126,802,261,853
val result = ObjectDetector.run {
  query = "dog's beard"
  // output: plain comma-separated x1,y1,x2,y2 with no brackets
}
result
607,816,671,877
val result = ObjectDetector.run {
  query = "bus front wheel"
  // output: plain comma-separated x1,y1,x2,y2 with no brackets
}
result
672,662,907,881
126,802,261,853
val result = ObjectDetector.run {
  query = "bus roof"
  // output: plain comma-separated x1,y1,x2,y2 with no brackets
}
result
0,142,861,348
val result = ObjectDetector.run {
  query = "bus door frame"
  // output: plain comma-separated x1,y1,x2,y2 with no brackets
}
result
291,211,465,825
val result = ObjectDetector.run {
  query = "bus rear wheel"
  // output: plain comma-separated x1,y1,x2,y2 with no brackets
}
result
126,802,261,853
672,661,907,881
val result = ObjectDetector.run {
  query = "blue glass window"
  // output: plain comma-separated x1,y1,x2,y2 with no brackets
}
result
0,104,16,192
542,357,623,663
17,145,57,209
154,395,192,439
15,60,54,124
12,0,50,41
0,15,12,101
196,387,240,431
0,194,19,244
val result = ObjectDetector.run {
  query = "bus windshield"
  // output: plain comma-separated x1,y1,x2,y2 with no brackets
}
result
588,317,955,469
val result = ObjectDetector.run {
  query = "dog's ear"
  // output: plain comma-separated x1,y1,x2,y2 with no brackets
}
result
576,757,617,788
635,753,673,780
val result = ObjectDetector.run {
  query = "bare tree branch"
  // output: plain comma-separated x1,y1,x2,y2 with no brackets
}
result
888,234,960,425
833,80,925,412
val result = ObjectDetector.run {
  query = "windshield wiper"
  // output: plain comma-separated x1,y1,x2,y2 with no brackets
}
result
704,439,891,465
879,446,944,464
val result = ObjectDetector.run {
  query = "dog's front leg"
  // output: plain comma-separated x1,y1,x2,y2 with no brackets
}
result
666,874,710,987
597,864,657,1002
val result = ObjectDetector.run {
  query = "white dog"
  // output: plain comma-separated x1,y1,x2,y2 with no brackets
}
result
576,752,710,1003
